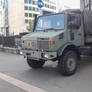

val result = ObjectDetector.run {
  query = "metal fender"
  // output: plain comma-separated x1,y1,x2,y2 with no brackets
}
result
57,43,75,57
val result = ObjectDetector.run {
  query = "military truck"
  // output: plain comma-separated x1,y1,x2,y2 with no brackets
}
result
21,9,92,76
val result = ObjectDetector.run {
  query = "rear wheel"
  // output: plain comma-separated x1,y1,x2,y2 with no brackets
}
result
27,59,45,69
58,50,78,76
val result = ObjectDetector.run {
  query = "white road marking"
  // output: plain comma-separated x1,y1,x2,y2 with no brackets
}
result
0,73,47,92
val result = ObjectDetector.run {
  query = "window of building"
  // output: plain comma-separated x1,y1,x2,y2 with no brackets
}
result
53,6,55,9
29,6,32,10
25,13,28,17
29,13,33,17
32,1,36,5
45,4,48,8
33,14,35,17
35,1,37,5
47,5,49,8
52,6,53,9
54,7,56,10
24,6,28,10
29,0,32,4
51,6,55,9
47,0,49,2
36,8,39,12
24,0,28,3
50,5,52,9
33,1,35,4
45,4,46,7
33,7,35,11
25,19,28,23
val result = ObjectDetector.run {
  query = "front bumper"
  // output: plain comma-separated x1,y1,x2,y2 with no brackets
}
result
22,49,57,60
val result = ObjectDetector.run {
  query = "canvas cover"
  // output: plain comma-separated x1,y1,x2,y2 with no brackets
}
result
83,10,92,35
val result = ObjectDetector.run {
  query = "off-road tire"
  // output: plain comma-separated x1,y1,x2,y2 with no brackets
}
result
27,59,45,69
58,50,78,76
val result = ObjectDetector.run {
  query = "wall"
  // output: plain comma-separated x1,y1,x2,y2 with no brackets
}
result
8,0,25,35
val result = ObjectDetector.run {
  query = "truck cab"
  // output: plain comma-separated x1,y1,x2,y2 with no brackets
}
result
21,10,84,76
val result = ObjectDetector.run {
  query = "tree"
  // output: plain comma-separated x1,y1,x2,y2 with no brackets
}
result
27,19,34,32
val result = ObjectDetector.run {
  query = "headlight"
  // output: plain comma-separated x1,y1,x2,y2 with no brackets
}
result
44,54,49,58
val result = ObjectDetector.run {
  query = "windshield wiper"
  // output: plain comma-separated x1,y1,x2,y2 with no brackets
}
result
44,28,57,32
36,27,57,32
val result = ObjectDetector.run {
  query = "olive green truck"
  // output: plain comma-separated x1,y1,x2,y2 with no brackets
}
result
21,9,92,76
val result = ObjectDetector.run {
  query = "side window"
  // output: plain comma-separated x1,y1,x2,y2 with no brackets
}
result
68,14,81,30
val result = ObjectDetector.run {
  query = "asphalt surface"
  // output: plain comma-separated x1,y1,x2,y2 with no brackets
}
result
0,52,92,92
0,79,26,92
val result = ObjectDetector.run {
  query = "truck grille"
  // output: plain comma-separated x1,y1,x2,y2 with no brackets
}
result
37,40,49,51
22,40,36,50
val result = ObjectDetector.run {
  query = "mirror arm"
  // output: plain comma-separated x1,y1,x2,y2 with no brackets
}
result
33,14,38,32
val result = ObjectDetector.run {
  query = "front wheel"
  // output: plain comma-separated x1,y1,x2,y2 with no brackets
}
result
58,50,79,76
27,59,45,69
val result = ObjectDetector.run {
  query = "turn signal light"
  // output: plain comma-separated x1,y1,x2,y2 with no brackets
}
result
49,41,55,45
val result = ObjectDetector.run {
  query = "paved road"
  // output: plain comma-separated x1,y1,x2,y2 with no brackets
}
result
0,52,92,92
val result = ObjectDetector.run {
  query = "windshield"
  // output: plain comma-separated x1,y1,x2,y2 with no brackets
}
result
35,14,65,31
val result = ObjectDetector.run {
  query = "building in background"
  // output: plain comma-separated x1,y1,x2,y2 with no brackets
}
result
0,0,57,36
8,0,25,36
4,0,9,36
0,0,24,36
80,0,92,10
0,0,6,36
24,0,57,26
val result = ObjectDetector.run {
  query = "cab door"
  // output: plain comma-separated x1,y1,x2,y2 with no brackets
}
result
67,14,84,46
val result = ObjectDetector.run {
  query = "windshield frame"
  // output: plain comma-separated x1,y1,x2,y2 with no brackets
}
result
35,13,65,31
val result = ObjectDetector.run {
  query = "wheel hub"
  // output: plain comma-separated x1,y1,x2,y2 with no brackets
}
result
67,58,76,71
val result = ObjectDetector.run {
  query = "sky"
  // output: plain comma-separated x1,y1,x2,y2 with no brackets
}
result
57,0,80,10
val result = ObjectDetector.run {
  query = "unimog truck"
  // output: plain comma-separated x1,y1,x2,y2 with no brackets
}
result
21,9,92,76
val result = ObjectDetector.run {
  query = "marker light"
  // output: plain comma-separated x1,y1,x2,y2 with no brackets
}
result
49,41,55,45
